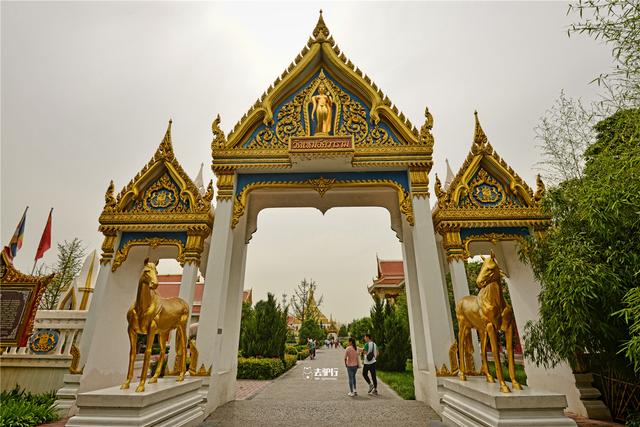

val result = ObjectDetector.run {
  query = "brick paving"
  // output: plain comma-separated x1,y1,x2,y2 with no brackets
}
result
235,379,271,400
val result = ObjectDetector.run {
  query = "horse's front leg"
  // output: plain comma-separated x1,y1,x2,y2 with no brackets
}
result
136,324,157,392
457,323,467,381
176,315,188,381
487,323,510,393
150,331,168,383
504,315,522,390
480,331,493,383
121,325,137,389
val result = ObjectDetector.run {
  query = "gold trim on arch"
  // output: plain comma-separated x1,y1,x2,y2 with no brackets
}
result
111,237,186,272
462,232,525,258
230,178,414,229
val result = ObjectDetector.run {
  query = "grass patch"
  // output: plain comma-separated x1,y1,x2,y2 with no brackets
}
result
487,361,527,386
0,386,58,427
377,360,415,400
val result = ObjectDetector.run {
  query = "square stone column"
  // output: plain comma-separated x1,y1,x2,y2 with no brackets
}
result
498,240,587,417
404,196,455,412
194,198,244,415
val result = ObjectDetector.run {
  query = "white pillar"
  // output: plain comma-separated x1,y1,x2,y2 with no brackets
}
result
401,219,430,402
195,199,237,415
167,261,199,372
498,240,587,417
217,234,247,402
407,196,455,412
449,258,482,369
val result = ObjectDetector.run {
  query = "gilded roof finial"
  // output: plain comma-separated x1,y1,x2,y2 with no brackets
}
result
534,174,546,203
473,111,488,147
211,114,226,149
419,106,435,149
105,180,116,210
434,174,445,206
312,9,330,42
156,119,175,161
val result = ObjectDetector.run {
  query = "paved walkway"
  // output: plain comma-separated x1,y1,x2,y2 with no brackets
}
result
202,347,440,426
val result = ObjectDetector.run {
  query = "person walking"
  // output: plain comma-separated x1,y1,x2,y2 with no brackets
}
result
361,334,378,395
344,337,360,397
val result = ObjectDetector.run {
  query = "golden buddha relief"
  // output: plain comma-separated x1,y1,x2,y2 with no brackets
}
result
310,83,333,135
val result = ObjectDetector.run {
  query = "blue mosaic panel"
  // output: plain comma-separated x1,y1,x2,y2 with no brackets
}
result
235,171,410,196
460,227,530,241
118,231,187,251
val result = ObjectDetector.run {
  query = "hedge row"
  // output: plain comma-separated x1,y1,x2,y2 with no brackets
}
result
236,354,298,380
284,344,310,361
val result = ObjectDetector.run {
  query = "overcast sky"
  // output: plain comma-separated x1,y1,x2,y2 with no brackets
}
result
2,2,612,324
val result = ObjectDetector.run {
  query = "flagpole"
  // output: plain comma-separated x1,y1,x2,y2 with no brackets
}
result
31,260,38,275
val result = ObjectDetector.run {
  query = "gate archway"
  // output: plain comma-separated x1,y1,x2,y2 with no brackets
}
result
195,12,452,414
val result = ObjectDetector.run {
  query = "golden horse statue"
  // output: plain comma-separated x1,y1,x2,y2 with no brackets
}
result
121,258,189,392
455,251,522,393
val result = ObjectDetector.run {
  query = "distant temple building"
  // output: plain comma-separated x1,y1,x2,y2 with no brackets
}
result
368,257,405,304
287,289,339,337
155,274,252,324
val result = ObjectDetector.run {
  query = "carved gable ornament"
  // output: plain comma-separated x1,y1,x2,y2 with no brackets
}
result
432,113,550,260
98,121,213,269
210,11,435,172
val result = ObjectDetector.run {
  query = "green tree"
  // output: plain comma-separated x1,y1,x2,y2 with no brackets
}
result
338,324,348,338
520,108,640,372
569,0,640,107
347,317,372,341
370,296,386,346
39,238,85,310
298,316,324,344
240,293,288,359
377,297,411,372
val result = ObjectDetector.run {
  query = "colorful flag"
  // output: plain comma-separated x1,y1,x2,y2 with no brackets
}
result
35,208,53,261
7,207,28,259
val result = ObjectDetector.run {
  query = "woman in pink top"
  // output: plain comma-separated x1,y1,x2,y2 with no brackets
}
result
344,337,360,396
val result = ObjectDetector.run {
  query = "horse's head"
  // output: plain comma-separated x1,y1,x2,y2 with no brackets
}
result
476,250,501,288
140,258,159,289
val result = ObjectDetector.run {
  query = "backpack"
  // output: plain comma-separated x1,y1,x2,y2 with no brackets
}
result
366,342,376,362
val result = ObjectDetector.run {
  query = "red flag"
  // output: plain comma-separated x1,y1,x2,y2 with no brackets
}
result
35,208,53,261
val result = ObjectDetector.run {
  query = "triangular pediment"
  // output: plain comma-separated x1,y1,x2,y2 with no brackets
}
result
100,121,213,225
434,112,544,211
211,11,434,171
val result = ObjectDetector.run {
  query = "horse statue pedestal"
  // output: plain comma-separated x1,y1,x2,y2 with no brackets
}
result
441,377,577,427
66,378,204,427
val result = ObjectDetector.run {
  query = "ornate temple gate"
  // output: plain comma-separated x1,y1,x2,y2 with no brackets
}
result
76,123,213,396
431,112,587,416
66,12,591,423
193,13,453,413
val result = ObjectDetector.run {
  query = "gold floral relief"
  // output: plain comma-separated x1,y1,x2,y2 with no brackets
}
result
245,69,399,149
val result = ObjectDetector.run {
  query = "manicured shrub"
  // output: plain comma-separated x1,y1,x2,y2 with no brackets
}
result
297,348,310,360
285,346,298,356
236,357,284,380
283,354,297,371
0,386,58,427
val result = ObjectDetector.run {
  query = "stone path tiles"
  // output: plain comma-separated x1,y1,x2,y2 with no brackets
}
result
235,379,272,400
201,348,441,426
